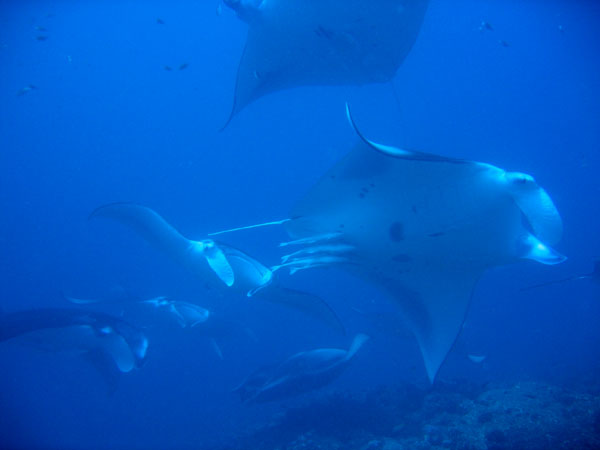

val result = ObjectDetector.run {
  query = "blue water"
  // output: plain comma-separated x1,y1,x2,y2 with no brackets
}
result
0,1,599,449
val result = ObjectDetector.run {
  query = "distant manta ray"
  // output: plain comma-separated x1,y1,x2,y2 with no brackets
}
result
219,106,566,382
65,294,256,359
234,334,369,403
222,0,430,125
0,308,148,392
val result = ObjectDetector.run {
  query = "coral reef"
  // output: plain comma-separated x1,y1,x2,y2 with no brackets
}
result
222,381,600,449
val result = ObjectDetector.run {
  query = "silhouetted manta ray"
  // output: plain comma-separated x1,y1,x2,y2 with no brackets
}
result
222,0,430,124
0,308,148,390
219,107,566,382
65,293,257,359
234,334,369,403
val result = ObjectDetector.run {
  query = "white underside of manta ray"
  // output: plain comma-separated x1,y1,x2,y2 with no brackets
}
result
222,0,430,124
215,106,566,382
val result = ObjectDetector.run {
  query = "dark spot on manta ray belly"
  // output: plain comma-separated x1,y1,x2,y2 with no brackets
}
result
314,25,335,40
389,222,404,242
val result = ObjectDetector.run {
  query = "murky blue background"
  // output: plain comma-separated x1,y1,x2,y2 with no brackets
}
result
0,1,599,448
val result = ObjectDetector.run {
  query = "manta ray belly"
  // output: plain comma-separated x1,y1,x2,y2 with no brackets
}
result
287,143,533,382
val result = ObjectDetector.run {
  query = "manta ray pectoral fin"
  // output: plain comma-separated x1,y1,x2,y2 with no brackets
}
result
386,268,481,383
518,234,566,265
345,334,369,361
502,172,563,246
255,286,346,335
223,0,263,23
168,304,188,328
345,104,467,164
89,203,191,257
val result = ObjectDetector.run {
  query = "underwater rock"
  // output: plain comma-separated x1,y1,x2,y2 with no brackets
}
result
222,380,600,450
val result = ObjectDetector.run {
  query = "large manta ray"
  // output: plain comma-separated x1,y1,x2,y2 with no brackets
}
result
222,0,430,123
249,109,565,382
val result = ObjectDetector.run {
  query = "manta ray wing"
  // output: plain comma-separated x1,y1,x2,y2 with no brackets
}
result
225,0,430,121
255,286,346,335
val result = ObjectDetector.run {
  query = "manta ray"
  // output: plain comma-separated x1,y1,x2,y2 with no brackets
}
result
0,308,148,392
226,108,566,382
222,0,430,123
89,203,345,334
234,334,369,403
66,293,255,359
280,109,565,381
67,293,212,328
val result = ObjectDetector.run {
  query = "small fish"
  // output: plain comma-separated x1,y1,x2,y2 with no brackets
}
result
216,3,223,16
157,18,165,25
558,25,564,33
164,65,173,71
178,63,189,71
34,26,48,32
17,84,37,96
35,35,48,41
66,55,72,63
499,39,510,47
478,21,493,32
468,354,487,364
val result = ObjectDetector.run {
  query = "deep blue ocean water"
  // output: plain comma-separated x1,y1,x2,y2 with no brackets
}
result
0,1,599,449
